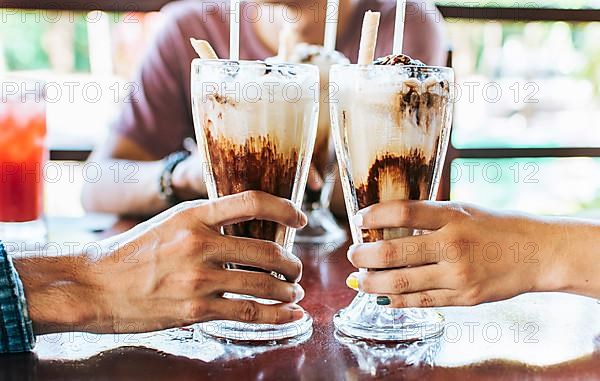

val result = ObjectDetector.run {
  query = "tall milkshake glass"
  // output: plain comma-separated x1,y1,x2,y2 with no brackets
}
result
191,59,319,341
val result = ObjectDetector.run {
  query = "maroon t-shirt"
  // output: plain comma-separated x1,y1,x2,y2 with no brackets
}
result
115,0,447,158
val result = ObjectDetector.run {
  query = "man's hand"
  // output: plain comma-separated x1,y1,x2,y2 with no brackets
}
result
16,191,308,335
345,201,584,308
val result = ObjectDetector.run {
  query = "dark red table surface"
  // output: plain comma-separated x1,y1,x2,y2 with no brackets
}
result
2,216,600,381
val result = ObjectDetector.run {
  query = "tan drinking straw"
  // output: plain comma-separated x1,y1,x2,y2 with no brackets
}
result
190,38,219,59
357,11,381,65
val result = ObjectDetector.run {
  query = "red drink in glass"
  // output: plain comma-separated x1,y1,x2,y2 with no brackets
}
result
0,102,46,222
0,78,47,247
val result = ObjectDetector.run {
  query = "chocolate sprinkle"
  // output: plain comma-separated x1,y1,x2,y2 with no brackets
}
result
373,54,425,67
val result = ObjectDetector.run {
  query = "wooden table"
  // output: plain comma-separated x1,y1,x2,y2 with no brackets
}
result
2,216,600,380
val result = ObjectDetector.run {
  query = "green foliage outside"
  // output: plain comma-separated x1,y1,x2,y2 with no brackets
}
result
0,10,90,71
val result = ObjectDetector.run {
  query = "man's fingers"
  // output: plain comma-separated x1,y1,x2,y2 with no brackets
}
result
355,200,464,230
347,234,441,269
218,270,304,303
381,289,458,308
209,235,302,282
348,265,445,295
208,299,305,325
200,191,307,228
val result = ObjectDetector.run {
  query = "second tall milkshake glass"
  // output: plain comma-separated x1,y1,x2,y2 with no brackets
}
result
330,63,454,342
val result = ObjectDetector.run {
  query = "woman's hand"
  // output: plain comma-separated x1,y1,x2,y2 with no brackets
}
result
345,201,584,308
18,191,308,335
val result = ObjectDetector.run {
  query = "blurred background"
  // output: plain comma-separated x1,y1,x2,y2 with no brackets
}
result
1,0,600,218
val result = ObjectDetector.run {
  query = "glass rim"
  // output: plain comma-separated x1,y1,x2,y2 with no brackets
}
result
330,63,453,74
191,58,318,74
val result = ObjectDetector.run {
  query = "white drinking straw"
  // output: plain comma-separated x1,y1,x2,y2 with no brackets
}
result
190,38,219,59
323,0,339,52
230,0,241,60
277,24,297,61
357,11,380,65
392,0,407,54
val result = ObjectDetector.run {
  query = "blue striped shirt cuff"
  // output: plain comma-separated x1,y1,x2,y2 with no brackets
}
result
0,241,35,353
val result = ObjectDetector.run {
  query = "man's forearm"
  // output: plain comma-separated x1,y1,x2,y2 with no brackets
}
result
81,159,169,216
12,252,105,335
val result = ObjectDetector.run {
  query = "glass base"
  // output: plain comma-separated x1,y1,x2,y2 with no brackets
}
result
192,324,313,361
196,312,313,342
295,207,346,245
196,293,313,342
334,293,444,342
0,219,47,251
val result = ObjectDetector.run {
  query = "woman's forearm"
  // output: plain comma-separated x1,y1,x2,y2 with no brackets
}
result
550,217,600,299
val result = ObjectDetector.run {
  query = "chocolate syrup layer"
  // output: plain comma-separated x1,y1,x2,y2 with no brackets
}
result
354,150,437,243
204,125,299,245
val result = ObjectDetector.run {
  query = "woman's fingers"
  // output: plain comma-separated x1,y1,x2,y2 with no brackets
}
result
347,264,446,295
208,299,305,325
218,270,304,303
377,289,457,309
355,200,464,230
199,191,307,229
347,234,441,269
209,235,302,282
